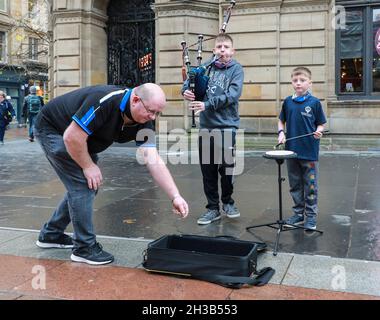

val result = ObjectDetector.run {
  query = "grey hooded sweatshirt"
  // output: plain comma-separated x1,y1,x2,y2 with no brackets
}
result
182,59,244,130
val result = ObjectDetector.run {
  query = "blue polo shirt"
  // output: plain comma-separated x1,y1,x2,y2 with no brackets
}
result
279,95,326,161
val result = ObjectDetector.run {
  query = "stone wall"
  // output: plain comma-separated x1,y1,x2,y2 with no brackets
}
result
154,0,219,131
49,0,380,134
154,0,331,133
51,0,108,97
328,101,380,134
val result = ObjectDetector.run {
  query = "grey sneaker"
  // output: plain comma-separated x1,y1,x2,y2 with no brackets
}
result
222,203,240,218
197,209,221,225
285,214,304,227
304,216,317,230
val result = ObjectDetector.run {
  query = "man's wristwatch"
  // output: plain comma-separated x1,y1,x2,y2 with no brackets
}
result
278,129,284,135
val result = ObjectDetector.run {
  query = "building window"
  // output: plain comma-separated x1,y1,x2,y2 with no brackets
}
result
337,2,380,98
0,31,6,62
340,10,363,93
28,0,37,18
29,37,38,60
0,0,6,12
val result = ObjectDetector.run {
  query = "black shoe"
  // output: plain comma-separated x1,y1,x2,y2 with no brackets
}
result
36,234,74,249
70,242,114,265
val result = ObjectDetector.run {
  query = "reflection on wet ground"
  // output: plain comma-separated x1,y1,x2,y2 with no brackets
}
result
0,140,379,261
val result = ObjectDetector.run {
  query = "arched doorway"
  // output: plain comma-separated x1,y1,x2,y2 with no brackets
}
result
107,0,155,87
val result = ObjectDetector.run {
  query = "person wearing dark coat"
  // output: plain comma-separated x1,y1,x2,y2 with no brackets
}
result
0,90,16,145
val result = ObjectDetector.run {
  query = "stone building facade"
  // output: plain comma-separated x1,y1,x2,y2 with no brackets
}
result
49,0,380,134
0,0,49,120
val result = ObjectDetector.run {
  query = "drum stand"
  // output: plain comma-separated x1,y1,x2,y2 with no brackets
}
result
246,156,323,256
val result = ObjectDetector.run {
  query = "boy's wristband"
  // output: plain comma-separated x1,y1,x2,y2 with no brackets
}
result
278,129,284,134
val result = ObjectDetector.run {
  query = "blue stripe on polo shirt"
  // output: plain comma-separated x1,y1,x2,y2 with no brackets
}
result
80,106,96,125
119,89,131,112
72,115,92,135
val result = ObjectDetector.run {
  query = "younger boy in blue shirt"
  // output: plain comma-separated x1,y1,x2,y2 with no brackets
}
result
278,67,326,230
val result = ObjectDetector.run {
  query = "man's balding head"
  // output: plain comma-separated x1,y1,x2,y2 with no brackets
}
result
130,83,166,123
135,83,166,109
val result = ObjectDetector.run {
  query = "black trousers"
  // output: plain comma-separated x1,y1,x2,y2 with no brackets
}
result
198,130,236,210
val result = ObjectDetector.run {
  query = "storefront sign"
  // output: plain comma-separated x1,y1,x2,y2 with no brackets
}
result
376,28,380,56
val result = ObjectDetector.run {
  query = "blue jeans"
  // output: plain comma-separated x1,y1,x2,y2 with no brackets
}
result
28,113,38,139
0,122,5,142
34,125,98,249
286,158,319,218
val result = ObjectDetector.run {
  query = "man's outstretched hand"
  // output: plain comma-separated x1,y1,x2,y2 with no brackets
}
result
172,195,189,218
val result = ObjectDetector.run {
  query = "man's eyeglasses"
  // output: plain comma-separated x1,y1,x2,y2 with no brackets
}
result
139,96,161,117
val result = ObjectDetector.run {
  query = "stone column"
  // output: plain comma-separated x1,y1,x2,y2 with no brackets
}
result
154,0,219,131
51,0,108,97
327,0,336,103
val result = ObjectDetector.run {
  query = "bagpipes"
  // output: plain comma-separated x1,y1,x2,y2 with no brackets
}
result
181,0,236,128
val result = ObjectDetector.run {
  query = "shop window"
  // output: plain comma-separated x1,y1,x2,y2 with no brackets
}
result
337,3,380,98
340,10,363,93
7,88,18,97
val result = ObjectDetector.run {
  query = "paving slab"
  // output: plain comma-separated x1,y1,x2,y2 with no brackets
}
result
96,236,149,267
0,291,22,300
256,252,293,285
0,229,30,245
0,232,71,261
282,254,380,296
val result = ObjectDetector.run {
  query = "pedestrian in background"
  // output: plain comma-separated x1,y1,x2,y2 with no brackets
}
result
0,91,16,145
23,86,44,142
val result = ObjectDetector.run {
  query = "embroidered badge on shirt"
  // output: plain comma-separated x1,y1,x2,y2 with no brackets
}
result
301,106,313,118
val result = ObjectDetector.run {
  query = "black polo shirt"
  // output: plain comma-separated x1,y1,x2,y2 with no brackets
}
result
36,85,155,154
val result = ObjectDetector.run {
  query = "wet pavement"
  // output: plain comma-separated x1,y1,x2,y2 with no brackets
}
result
1,127,380,262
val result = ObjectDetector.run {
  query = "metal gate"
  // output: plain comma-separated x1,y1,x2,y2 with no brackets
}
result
107,0,155,87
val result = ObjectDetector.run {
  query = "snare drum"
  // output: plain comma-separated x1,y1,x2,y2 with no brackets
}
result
264,150,297,160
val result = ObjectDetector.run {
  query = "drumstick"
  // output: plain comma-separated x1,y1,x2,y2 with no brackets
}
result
274,130,330,149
